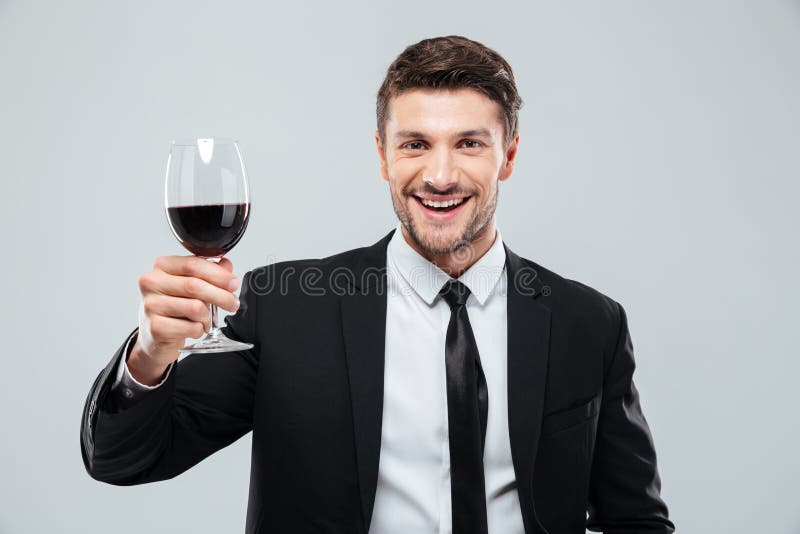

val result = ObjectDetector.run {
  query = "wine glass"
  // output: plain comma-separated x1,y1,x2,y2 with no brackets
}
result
165,138,253,354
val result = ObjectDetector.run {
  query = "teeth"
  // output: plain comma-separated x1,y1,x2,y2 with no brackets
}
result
420,197,466,208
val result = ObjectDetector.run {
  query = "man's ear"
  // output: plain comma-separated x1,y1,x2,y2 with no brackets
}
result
375,131,390,182
498,134,520,182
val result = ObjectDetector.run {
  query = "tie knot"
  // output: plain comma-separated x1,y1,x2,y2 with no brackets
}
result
439,280,471,310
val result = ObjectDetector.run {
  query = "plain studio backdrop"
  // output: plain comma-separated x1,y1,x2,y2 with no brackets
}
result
1,1,798,532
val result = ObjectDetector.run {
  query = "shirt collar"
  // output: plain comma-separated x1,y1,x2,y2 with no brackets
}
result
387,222,507,307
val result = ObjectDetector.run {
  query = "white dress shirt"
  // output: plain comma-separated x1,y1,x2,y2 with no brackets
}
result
112,223,524,534
370,224,523,534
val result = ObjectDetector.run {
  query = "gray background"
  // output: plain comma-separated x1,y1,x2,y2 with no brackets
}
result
1,0,798,532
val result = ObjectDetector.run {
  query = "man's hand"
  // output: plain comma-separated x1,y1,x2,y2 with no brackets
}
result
127,256,241,385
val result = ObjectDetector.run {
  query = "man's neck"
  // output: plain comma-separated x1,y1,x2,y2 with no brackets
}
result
400,220,498,279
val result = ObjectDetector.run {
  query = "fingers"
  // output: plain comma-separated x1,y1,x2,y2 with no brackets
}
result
143,294,212,329
154,255,239,291
141,269,240,312
147,314,207,344
218,257,234,273
136,255,242,364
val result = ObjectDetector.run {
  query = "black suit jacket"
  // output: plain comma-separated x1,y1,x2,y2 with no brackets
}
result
81,229,674,534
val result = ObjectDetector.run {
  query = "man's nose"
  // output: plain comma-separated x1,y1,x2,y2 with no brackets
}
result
423,148,459,190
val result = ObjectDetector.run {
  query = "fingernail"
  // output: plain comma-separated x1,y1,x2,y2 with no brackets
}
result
228,278,239,291
233,297,240,310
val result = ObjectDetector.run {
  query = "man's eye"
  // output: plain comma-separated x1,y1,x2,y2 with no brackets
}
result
403,141,426,150
460,140,482,149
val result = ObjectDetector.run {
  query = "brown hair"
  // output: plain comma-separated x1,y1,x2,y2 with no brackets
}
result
377,35,523,148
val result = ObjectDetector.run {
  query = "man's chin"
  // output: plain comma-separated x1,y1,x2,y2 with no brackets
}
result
408,222,470,255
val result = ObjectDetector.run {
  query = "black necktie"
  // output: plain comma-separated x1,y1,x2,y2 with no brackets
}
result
439,279,489,534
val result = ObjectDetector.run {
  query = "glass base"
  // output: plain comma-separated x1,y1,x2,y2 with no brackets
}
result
179,330,254,355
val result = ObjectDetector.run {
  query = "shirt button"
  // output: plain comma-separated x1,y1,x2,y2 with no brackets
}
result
123,388,133,399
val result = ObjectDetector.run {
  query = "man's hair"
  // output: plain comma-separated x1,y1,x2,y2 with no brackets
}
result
377,35,523,148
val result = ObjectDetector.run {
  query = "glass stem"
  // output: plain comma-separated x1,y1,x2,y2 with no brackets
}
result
209,303,220,336
206,256,222,337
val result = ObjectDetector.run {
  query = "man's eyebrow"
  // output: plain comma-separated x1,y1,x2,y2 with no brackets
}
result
457,128,493,140
393,130,428,141
393,128,495,141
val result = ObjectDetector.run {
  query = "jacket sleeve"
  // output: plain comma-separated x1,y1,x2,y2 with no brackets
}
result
80,270,259,486
586,302,675,533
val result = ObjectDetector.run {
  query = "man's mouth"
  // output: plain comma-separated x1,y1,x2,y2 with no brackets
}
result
413,195,470,211
411,194,471,219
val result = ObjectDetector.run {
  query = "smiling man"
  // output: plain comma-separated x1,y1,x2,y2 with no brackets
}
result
81,36,675,534
378,87,514,275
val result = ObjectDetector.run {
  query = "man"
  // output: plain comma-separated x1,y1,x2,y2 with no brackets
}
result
81,36,675,534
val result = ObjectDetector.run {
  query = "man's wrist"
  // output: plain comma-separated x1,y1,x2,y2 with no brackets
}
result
127,342,171,386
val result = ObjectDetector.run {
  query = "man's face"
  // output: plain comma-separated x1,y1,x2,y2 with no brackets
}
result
376,88,518,256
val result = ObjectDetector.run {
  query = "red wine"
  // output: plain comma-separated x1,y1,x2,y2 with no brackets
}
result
167,203,250,257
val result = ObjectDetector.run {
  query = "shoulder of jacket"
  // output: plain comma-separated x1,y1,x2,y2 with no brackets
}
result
513,254,621,323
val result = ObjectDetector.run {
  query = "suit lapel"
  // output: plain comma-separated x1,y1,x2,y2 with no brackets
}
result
340,229,395,533
504,244,552,534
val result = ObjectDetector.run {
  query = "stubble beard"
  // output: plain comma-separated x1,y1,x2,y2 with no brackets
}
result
391,183,499,256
